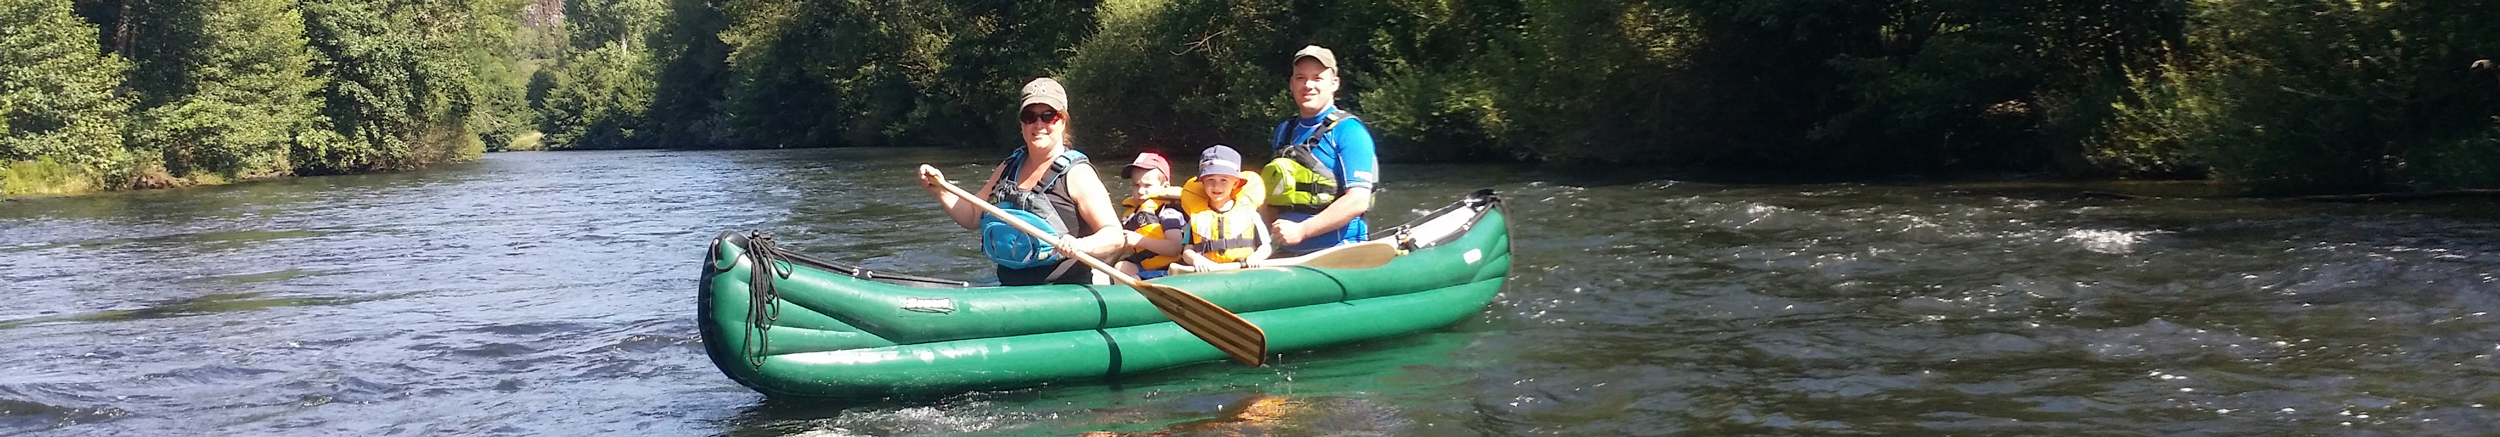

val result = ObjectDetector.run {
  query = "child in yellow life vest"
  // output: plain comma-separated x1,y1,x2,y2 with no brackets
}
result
1178,145,1273,271
1118,152,1188,279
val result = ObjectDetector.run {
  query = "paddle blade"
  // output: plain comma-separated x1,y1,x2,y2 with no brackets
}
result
1132,282,1267,366
1287,241,1403,270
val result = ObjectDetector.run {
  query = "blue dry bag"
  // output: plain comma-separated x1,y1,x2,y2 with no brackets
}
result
980,208,1065,269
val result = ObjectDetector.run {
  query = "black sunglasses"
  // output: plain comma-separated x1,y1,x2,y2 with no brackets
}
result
1019,109,1061,125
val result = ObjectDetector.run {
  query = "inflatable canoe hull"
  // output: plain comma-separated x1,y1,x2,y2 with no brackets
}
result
697,191,1510,400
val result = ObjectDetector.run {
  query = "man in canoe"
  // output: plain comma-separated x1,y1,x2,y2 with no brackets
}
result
919,77,1135,286
1263,45,1379,256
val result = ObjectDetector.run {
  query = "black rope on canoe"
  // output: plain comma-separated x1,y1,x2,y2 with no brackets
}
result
742,231,796,368
1291,265,1355,304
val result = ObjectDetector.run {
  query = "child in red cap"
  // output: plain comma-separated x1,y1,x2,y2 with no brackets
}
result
1118,152,1187,279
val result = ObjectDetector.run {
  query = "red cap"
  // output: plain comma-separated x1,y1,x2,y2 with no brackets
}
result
1124,152,1171,179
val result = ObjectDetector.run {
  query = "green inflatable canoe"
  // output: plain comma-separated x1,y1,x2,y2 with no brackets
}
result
697,190,1511,400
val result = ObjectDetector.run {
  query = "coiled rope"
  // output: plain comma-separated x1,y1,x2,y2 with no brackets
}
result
741,231,795,368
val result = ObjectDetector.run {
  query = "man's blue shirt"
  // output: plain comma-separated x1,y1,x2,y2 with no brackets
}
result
1271,104,1378,253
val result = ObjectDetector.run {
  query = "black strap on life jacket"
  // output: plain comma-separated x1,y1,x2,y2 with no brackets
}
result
992,147,1087,235
1271,109,1358,197
1193,212,1260,253
1122,200,1182,231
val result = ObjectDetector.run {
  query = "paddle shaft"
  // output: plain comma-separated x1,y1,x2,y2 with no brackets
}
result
1169,240,1402,273
1268,240,1401,269
924,167,1267,366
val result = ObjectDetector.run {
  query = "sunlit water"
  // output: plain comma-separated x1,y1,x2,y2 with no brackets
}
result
5,149,2500,435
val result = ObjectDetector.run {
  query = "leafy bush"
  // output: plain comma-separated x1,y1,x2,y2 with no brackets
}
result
1064,0,1288,158
2095,0,2500,192
0,0,132,182
117,0,325,179
540,45,655,149
299,0,514,171
1,157,100,196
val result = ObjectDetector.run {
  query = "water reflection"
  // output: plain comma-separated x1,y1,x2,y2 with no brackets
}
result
0,292,358,330
706,330,1479,436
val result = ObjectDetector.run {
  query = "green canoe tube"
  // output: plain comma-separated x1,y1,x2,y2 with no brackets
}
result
697,190,1511,400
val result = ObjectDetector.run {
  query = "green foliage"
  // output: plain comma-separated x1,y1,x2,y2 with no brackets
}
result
539,45,654,148
637,0,731,147
502,130,545,151
124,0,326,179
2093,66,2215,178
0,0,132,180
1063,0,1540,162
567,0,664,52
530,0,669,149
10,0,2488,196
1065,0,1287,157
2405,123,2500,191
1465,0,1691,164
712,0,861,148
910,0,1094,148
2096,0,2500,192
0,157,99,196
466,0,541,155
297,0,514,173
651,0,1093,150
673,0,2194,175
1333,0,1523,162
0,0,524,195
1566,0,2192,174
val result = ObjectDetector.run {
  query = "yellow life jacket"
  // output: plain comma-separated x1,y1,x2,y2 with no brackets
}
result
1181,171,1268,264
1119,186,1186,270
1263,110,1355,214
1121,185,1185,217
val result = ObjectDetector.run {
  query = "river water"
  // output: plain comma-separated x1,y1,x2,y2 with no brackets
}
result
4,149,2499,435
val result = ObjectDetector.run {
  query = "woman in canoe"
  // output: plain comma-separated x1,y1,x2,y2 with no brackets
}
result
919,77,1135,286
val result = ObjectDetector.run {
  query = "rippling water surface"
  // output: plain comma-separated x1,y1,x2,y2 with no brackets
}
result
5,149,2500,435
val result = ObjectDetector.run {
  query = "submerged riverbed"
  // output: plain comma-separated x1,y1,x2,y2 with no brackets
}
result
5,149,2500,435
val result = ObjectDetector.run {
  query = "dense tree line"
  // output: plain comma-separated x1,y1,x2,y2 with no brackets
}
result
530,0,2496,193
0,0,534,195
7,0,2497,195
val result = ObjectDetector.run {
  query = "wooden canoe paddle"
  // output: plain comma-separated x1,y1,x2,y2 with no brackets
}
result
923,165,1267,367
1167,240,1404,273
1257,240,1403,269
